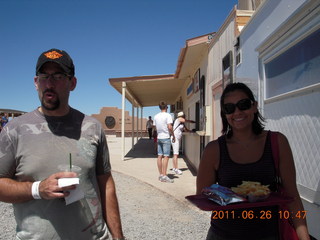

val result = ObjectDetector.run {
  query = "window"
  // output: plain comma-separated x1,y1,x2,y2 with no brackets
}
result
195,102,200,131
235,37,241,66
236,50,241,66
176,97,183,111
265,29,320,98
222,51,233,87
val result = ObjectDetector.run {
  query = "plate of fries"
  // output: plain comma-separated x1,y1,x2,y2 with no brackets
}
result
231,181,271,202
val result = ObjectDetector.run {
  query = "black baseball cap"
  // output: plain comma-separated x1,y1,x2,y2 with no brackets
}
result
36,48,75,76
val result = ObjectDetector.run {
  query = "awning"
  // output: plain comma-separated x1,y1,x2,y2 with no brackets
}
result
108,33,213,108
109,74,183,107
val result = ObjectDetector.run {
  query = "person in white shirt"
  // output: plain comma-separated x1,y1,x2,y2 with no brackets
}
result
171,111,195,175
153,101,175,183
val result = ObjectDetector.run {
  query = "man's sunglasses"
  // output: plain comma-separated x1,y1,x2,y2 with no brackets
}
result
223,98,253,114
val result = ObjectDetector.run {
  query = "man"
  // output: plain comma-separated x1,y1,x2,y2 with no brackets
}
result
153,101,175,183
146,116,153,139
0,49,124,240
171,111,195,175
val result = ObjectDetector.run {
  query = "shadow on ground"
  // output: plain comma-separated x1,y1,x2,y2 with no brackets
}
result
124,138,197,176
125,138,155,158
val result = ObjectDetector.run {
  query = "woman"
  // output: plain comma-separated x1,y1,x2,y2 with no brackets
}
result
196,83,310,240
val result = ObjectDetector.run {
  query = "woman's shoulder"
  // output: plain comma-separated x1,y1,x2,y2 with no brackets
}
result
204,139,220,152
268,130,288,141
201,139,221,170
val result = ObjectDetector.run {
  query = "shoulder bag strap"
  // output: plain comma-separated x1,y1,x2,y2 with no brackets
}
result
173,120,182,132
270,131,280,175
271,131,299,240
271,131,283,192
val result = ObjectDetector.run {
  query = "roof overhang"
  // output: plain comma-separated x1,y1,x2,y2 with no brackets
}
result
108,33,213,108
175,33,213,80
109,74,185,107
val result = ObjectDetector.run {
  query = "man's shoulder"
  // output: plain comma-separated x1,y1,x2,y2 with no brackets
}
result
155,112,169,118
8,110,38,123
84,115,101,125
1,110,39,131
154,112,161,119
80,112,101,125
69,108,103,129
71,108,94,120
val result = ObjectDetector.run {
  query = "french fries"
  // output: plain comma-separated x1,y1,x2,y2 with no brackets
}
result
231,181,270,197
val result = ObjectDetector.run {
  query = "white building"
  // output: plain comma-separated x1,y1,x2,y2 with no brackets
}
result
235,0,320,238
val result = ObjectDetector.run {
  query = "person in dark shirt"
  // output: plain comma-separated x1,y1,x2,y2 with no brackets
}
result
196,82,310,240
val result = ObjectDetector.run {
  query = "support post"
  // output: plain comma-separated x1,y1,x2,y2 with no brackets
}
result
121,82,126,160
132,104,135,149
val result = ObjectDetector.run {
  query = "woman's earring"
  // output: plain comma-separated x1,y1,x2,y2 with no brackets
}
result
227,124,231,134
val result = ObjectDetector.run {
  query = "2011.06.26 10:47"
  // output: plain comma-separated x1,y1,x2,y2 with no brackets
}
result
212,210,307,220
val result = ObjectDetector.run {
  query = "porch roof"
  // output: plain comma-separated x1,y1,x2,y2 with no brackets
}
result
108,33,212,108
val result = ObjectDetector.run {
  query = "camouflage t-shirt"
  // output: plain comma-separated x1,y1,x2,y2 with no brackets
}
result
0,108,111,240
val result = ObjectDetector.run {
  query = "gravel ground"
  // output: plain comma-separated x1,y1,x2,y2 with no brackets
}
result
0,201,15,239
0,171,211,240
113,171,211,240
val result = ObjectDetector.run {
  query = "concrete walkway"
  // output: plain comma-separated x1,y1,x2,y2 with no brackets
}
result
107,136,198,207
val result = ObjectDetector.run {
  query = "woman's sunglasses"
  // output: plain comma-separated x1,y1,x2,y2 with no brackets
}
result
223,98,253,114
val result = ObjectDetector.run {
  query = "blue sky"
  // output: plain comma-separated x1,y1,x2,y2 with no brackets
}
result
0,0,238,118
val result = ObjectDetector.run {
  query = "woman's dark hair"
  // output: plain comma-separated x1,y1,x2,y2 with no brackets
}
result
220,82,265,138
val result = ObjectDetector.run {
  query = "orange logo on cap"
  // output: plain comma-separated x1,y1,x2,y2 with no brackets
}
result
44,50,63,59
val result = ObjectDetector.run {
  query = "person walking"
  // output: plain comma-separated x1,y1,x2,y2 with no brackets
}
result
196,82,310,240
146,116,154,139
0,48,125,240
171,111,195,175
153,101,175,183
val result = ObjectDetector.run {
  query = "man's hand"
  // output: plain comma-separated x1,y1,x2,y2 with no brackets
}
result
39,172,77,200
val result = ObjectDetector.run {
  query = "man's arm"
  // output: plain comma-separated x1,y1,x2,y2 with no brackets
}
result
97,172,124,239
185,119,196,124
0,178,33,203
0,171,77,203
178,118,195,132
168,123,175,143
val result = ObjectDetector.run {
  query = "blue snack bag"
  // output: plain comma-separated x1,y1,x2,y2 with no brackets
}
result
202,184,247,206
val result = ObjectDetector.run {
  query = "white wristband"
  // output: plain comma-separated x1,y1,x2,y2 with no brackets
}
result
31,181,42,199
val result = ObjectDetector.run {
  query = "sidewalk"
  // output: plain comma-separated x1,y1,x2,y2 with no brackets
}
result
107,136,198,206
